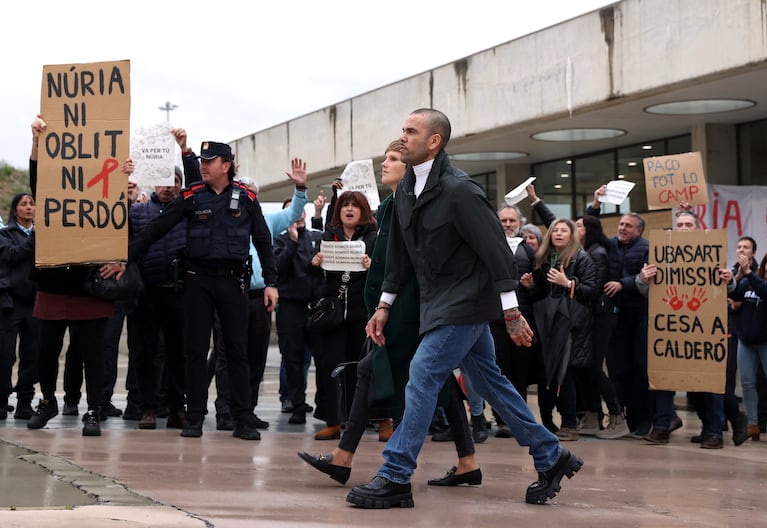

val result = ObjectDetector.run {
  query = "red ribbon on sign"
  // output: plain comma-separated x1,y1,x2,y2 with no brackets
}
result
87,158,119,199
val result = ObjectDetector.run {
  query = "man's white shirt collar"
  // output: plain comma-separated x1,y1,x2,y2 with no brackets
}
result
413,159,434,198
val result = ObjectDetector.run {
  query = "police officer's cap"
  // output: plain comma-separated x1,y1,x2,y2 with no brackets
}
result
197,141,233,161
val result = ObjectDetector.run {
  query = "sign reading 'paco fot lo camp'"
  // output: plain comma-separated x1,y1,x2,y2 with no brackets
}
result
647,229,728,393
643,152,708,210
36,59,131,266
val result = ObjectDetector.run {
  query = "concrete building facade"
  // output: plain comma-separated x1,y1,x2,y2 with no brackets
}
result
231,0,767,232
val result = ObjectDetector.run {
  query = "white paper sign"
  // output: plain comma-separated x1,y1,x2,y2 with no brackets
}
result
600,180,636,205
507,236,522,254
130,122,176,187
320,240,366,272
340,159,380,210
504,177,536,206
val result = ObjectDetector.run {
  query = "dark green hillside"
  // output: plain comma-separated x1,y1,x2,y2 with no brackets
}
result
0,161,32,221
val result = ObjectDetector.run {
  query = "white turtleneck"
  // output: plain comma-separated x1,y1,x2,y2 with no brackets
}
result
413,159,434,198
379,156,518,311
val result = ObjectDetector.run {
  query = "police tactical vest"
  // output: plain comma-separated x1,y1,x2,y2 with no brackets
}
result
182,182,256,261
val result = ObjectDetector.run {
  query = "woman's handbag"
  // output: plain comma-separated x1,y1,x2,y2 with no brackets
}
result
84,263,145,301
306,271,349,332
306,295,345,331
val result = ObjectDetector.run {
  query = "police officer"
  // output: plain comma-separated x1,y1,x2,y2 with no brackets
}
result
124,141,278,441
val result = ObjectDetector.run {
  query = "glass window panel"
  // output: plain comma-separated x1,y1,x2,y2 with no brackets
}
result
666,135,692,155
531,159,573,219
738,120,767,186
531,133,693,216
617,142,663,213
575,151,615,214
470,172,496,202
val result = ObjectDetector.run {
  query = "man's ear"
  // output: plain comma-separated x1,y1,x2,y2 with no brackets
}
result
429,133,442,151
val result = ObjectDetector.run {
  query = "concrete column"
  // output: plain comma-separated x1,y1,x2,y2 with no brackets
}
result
690,124,738,185
495,163,531,202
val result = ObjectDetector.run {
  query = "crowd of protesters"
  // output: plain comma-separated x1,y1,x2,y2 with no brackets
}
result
1,113,765,463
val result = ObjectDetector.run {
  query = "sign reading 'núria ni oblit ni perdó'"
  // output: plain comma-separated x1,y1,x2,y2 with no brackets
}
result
37,59,131,266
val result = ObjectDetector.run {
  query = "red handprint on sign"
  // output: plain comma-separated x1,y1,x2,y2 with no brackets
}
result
662,286,686,311
687,287,708,311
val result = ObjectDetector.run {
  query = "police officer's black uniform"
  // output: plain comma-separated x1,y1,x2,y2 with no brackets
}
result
129,142,277,439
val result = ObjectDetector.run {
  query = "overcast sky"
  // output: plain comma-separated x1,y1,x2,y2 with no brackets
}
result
1,0,614,168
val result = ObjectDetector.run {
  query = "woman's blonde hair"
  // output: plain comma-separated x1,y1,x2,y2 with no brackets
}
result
534,218,581,271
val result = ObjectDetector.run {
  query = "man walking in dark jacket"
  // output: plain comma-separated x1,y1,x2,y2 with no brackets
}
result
348,108,582,509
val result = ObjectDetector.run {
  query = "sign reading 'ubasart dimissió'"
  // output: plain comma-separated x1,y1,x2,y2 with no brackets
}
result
37,60,131,266
647,229,728,393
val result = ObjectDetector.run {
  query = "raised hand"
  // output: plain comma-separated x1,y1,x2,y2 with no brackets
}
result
314,189,327,217
31,115,47,137
171,128,188,151
121,158,134,175
287,158,307,187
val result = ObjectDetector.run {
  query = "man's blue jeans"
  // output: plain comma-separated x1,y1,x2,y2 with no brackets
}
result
699,392,725,437
378,323,560,484
738,339,767,424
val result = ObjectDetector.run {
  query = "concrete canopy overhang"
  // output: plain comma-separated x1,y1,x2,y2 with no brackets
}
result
447,64,767,174
244,0,767,203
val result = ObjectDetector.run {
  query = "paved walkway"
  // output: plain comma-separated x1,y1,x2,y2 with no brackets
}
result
1,344,766,527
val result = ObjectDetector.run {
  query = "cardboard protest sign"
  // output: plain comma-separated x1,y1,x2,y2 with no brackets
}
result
339,159,379,210
647,229,728,393
37,60,131,266
130,122,175,187
643,152,708,210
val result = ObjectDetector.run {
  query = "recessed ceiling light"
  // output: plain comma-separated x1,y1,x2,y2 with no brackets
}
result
618,174,625,179
566,160,573,165
628,161,638,167
554,184,563,189
645,99,755,115
560,173,569,178
450,151,528,161
641,145,653,150
531,128,626,141
532,128,626,142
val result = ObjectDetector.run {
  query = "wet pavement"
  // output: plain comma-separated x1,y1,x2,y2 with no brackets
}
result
1,344,766,527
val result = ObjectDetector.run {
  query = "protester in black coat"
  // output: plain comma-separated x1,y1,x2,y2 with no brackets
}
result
574,215,629,439
521,218,596,441
0,193,38,420
308,191,376,440
586,188,652,435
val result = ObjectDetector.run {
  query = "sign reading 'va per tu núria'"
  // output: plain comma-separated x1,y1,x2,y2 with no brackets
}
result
36,59,131,266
